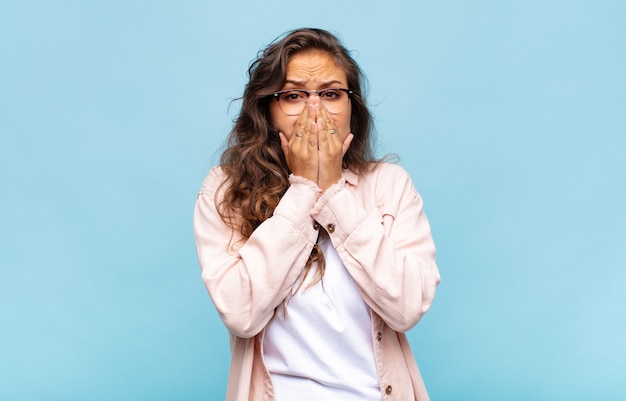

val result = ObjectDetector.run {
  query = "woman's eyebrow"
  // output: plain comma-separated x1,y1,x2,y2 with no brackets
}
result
320,80,344,87
283,79,345,88
283,79,304,86
322,79,343,88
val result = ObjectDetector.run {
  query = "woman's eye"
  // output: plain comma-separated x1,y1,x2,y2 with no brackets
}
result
321,90,340,99
282,92,304,101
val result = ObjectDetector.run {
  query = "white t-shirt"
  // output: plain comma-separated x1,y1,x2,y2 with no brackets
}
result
263,230,381,401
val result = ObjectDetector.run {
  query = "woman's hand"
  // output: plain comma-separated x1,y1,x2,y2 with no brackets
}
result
279,99,319,184
316,98,353,191
279,96,353,191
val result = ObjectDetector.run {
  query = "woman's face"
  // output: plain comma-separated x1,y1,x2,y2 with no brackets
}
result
270,50,352,141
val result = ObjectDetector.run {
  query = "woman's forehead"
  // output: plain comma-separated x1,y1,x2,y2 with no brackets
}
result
284,50,347,87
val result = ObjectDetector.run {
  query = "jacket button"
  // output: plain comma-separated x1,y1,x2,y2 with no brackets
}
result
377,332,382,341
327,223,335,233
385,385,392,394
313,221,320,230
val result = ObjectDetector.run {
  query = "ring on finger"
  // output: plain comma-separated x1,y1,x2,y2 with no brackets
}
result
329,129,336,135
295,133,303,138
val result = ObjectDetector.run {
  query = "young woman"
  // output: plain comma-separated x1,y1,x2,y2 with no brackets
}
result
194,28,440,401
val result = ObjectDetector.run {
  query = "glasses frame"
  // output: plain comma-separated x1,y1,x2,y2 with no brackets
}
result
272,88,354,116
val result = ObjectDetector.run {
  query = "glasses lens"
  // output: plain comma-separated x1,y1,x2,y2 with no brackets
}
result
277,89,351,115
278,91,307,116
319,89,349,114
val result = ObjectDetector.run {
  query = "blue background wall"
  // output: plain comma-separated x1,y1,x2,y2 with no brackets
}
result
1,1,624,400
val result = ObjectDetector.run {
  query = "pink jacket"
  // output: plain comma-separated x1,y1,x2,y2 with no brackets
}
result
194,163,440,401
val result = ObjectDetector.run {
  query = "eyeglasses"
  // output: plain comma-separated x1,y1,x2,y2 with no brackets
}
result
272,88,354,116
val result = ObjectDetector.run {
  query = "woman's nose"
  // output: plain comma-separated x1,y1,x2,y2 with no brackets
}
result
307,94,320,105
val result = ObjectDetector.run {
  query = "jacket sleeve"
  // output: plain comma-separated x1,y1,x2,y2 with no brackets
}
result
310,164,440,333
193,168,320,338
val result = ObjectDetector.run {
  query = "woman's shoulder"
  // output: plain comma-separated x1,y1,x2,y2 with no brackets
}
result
198,165,228,196
360,161,413,184
353,162,420,199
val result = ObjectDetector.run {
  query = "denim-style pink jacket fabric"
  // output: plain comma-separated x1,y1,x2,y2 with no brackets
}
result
194,163,440,401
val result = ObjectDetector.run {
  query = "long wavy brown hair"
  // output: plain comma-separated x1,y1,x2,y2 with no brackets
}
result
217,28,379,292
